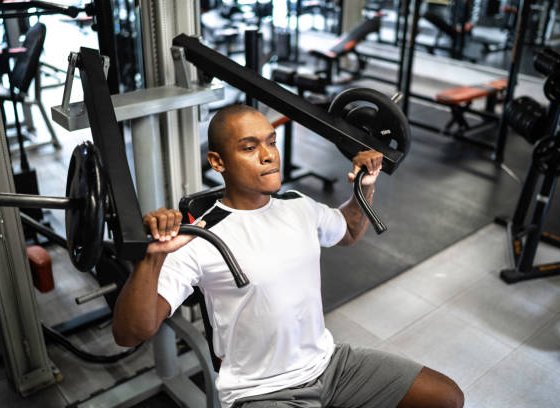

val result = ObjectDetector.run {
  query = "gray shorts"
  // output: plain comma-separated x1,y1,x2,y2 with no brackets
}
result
232,343,423,408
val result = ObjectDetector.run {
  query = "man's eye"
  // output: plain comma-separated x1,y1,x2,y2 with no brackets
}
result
243,146,256,151
270,140,277,146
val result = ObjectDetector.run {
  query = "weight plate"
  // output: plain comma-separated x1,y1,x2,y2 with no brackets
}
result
504,96,546,144
544,73,560,103
328,88,410,167
65,142,107,272
533,137,560,176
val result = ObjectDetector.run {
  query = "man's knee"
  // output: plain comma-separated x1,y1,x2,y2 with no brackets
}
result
398,367,464,408
437,379,464,408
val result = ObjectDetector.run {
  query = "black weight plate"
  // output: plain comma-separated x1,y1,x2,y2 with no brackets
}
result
65,142,107,272
533,137,560,176
544,73,560,103
328,88,410,168
504,96,547,144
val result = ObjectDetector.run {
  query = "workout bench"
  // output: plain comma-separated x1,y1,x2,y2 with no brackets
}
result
272,16,382,97
435,78,507,143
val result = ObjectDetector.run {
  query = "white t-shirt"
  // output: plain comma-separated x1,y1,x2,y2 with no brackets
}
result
158,191,347,407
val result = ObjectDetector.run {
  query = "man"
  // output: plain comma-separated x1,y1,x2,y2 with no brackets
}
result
113,105,464,408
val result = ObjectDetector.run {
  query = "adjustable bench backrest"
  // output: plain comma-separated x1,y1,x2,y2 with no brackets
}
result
329,16,381,56
309,16,381,59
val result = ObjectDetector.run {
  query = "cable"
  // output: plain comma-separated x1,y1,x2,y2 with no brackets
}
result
42,324,142,364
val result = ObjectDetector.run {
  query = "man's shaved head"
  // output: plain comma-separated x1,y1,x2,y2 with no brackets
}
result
208,104,261,154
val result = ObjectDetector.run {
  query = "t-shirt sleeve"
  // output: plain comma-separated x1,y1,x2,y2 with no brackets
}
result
296,191,347,247
158,246,202,317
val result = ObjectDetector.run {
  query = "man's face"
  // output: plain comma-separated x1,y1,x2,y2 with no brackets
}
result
219,111,282,196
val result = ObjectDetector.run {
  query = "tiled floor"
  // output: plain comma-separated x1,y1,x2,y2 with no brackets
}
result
326,224,560,408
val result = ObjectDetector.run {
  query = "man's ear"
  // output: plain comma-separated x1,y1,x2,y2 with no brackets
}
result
207,151,225,173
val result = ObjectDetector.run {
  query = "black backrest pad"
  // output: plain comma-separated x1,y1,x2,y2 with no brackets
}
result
12,23,46,92
179,186,225,221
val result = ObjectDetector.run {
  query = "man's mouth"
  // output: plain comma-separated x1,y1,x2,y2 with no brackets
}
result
261,168,279,176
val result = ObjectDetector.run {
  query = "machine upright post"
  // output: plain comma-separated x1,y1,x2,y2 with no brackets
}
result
0,117,54,396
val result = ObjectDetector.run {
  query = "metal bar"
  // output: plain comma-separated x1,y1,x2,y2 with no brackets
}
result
173,35,404,174
0,1,80,17
518,173,558,272
78,47,149,262
20,213,67,248
167,314,219,408
0,115,54,396
400,0,421,116
245,28,260,108
75,283,118,305
494,0,534,163
0,193,72,209
61,53,78,112
93,0,120,94
512,164,540,228
396,0,411,91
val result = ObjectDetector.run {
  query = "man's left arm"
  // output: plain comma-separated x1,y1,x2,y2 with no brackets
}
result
338,150,383,246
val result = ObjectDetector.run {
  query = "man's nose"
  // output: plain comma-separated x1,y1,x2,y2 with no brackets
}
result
259,145,275,163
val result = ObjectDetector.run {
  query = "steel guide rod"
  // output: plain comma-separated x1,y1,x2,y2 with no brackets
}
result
0,193,73,209
172,35,404,174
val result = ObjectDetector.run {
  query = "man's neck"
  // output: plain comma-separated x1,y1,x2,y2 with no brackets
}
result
221,191,271,210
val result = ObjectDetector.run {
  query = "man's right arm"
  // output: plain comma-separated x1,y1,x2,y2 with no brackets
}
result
112,253,171,347
112,208,202,347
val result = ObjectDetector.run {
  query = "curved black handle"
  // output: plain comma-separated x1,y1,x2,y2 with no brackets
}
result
353,168,387,234
149,225,249,288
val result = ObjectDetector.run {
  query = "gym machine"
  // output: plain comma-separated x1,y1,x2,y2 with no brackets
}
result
1,5,411,407
0,121,54,396
497,47,560,283
0,45,411,407
2,46,238,408
0,37,412,408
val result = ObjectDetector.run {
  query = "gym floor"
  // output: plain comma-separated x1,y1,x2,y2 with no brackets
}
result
1,13,560,408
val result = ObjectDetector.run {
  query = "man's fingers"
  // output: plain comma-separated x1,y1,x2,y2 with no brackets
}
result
164,210,176,239
144,208,202,245
172,210,183,236
143,213,160,239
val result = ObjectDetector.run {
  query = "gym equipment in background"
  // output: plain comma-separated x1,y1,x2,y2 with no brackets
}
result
497,47,560,283
272,16,382,98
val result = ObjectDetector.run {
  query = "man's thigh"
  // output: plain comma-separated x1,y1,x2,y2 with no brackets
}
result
236,401,318,408
322,344,423,408
233,381,322,408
